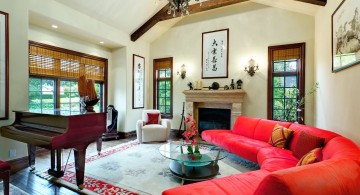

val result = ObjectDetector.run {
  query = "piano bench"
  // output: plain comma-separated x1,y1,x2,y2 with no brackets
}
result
0,161,10,195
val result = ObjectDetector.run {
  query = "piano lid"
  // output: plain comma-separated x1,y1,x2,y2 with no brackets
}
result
14,108,106,116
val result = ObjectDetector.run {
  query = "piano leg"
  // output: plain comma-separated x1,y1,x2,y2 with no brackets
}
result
48,149,64,178
27,144,36,170
74,145,88,190
96,137,102,155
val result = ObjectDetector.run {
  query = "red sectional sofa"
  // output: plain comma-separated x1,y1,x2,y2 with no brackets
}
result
162,116,360,195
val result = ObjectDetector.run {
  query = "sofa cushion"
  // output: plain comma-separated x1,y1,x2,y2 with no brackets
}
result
268,124,294,149
297,148,322,166
322,136,360,161
257,147,298,165
162,170,270,195
254,159,360,195
228,136,272,163
293,131,325,159
232,116,261,138
201,130,237,151
253,120,291,142
288,123,339,152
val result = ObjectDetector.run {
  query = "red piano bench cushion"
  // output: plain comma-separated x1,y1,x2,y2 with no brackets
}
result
297,148,322,166
268,124,294,149
293,131,325,159
0,161,10,172
146,113,160,125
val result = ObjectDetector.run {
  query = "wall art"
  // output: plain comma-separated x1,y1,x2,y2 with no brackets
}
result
0,11,9,119
332,0,360,72
133,54,145,109
202,29,229,78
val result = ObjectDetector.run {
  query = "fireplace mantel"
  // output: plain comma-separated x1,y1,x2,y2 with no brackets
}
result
183,90,246,128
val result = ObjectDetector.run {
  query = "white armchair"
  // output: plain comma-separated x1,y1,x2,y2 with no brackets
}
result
136,110,171,143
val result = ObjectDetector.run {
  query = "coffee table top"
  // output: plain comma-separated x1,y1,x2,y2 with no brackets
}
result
159,141,228,166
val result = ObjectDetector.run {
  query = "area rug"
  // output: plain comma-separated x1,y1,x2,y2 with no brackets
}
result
35,140,259,195
0,182,30,195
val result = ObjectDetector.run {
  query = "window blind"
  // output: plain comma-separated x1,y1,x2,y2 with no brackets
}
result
29,41,106,81
272,48,301,61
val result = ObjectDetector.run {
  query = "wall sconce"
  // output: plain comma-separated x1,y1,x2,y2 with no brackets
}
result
177,64,186,79
244,59,259,77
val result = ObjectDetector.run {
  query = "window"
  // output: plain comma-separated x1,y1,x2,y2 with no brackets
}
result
153,58,173,118
28,41,108,113
29,77,55,112
268,43,305,123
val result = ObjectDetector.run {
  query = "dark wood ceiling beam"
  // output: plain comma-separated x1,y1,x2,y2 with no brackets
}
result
293,0,327,6
131,0,249,42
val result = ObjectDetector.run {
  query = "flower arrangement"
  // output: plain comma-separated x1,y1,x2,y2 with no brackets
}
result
182,114,201,159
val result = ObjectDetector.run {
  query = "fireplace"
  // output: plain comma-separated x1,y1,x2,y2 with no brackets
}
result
183,89,246,129
198,108,231,134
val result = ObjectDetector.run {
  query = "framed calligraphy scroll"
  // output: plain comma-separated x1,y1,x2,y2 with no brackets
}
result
133,54,145,109
0,11,9,120
202,29,229,79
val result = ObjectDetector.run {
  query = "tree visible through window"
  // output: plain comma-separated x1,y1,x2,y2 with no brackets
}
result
268,43,305,123
153,58,173,118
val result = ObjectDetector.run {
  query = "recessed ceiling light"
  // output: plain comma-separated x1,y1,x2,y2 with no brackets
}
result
51,25,58,29
99,41,104,44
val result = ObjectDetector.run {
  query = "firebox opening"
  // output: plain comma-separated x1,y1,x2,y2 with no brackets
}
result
198,108,231,135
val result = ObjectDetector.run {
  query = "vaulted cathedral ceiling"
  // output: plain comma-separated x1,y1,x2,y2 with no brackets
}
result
30,0,326,48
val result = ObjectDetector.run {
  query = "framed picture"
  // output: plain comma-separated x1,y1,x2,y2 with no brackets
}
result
202,29,229,78
332,0,360,72
133,54,145,109
0,11,9,120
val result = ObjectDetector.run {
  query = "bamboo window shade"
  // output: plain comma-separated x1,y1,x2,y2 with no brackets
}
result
155,60,171,69
272,48,301,61
29,43,106,81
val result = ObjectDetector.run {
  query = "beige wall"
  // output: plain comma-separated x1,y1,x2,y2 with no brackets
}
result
0,0,29,160
0,0,150,160
150,2,315,129
315,0,360,144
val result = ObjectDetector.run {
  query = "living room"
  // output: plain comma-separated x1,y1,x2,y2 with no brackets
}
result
0,0,359,194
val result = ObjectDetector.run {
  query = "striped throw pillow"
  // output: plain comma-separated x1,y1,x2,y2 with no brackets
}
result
297,148,322,166
268,124,294,149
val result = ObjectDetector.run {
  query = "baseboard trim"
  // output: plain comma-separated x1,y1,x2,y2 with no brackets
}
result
6,147,48,174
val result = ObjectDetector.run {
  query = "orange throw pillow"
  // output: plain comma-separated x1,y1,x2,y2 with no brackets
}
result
146,113,159,125
268,124,294,149
297,148,322,166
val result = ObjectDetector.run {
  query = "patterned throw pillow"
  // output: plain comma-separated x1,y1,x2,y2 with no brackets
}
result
297,148,322,166
268,124,294,149
293,131,325,159
146,113,160,125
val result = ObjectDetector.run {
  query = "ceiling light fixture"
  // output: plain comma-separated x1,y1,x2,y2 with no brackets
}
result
51,25,58,29
99,41,104,44
167,0,201,17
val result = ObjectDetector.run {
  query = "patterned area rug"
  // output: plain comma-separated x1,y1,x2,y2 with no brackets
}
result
35,140,259,195
0,182,29,195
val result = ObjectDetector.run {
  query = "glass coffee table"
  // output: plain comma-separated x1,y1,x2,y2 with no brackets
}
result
159,141,228,185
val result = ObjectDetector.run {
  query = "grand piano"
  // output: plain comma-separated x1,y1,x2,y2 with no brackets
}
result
0,109,106,189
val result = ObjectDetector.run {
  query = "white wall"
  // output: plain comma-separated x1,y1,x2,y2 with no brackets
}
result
315,0,360,144
150,2,315,129
0,0,29,160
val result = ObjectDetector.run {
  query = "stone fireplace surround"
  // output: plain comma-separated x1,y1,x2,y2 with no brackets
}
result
183,90,246,129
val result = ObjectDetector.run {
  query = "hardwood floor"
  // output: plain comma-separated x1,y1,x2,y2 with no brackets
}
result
9,130,181,194
10,138,134,195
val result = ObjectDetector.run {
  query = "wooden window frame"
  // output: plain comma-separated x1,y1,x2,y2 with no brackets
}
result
28,41,108,110
267,43,306,124
153,57,173,119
